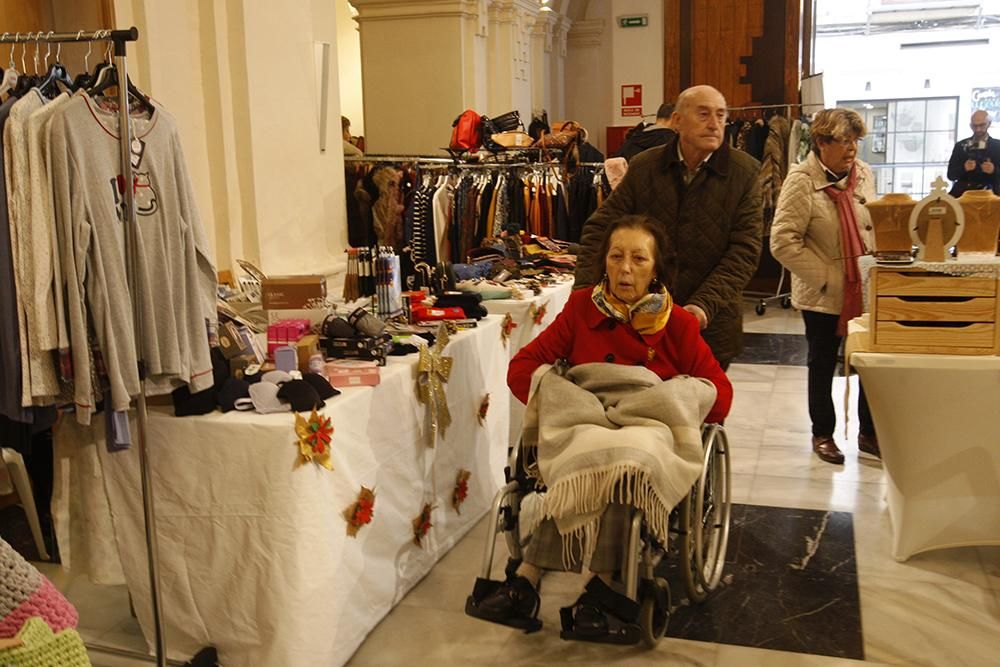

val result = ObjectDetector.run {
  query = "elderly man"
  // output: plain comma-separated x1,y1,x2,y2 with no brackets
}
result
948,110,1000,196
575,85,763,368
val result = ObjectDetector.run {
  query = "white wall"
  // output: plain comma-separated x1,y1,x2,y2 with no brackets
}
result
610,0,663,125
114,0,349,276
815,25,1000,129
338,2,364,137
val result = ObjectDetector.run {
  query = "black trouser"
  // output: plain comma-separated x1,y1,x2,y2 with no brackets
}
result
802,310,874,438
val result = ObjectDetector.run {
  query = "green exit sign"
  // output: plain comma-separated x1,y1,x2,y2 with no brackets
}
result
619,15,648,28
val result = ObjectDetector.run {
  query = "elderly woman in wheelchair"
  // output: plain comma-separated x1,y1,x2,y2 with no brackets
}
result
466,214,733,645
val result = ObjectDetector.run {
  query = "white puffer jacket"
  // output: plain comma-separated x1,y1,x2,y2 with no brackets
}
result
770,153,876,315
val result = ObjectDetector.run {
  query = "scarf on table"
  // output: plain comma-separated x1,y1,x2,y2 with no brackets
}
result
823,165,864,336
591,279,672,335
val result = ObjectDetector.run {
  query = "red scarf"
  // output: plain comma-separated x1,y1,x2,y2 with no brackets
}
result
823,166,864,336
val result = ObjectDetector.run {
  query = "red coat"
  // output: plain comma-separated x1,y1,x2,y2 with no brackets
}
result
508,289,733,424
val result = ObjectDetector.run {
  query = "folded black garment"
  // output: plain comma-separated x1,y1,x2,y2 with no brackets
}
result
435,291,488,319
277,379,325,412
302,372,340,400
172,347,229,416
218,378,251,413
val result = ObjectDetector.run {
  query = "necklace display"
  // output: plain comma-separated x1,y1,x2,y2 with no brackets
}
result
866,193,917,257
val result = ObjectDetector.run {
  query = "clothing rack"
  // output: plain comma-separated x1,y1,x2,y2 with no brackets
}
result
727,102,804,112
346,156,604,171
0,27,173,667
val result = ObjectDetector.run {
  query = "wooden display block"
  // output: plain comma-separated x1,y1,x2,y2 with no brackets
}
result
870,268,1000,355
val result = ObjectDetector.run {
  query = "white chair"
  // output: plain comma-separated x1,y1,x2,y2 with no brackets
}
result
0,447,50,561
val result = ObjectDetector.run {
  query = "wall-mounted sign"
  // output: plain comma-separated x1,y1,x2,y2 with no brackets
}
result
621,84,643,117
618,15,648,28
971,87,1000,123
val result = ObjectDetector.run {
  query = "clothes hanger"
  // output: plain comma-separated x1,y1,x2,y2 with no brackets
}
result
0,33,21,99
38,34,74,99
71,31,96,90
11,35,42,98
87,44,154,115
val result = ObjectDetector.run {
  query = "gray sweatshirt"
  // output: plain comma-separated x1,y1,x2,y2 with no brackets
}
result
48,94,216,423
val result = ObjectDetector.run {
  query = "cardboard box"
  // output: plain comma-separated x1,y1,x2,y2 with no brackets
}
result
261,275,327,310
325,360,381,387
296,334,321,371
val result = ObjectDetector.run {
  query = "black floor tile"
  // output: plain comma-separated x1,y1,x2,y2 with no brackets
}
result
661,503,863,660
735,333,809,366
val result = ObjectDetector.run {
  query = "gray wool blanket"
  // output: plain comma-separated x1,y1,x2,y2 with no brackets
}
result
522,363,717,568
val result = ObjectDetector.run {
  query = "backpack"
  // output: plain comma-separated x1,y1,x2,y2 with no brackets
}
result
450,109,483,151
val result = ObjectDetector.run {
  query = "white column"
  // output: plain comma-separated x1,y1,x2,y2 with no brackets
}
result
551,15,570,120
487,0,538,121
531,11,556,121
353,0,488,154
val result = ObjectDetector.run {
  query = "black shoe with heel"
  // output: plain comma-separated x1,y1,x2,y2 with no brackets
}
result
465,574,542,633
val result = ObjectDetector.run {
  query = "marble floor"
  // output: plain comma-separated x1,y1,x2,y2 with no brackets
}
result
26,303,1000,666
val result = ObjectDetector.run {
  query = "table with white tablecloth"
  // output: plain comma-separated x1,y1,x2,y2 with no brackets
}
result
847,318,1000,561
481,277,574,446
53,316,510,666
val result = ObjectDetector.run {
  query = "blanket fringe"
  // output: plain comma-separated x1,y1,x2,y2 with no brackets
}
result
545,464,677,570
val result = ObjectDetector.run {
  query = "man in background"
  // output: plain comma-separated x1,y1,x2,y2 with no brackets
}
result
614,102,676,162
947,109,1000,196
576,85,762,369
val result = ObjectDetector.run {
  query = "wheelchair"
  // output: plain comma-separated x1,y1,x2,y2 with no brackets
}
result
465,423,732,647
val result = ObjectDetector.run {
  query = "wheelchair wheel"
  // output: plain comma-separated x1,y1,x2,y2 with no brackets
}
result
639,577,671,648
681,425,732,603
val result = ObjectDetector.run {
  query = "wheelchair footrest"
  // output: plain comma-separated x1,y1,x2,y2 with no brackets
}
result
558,576,642,645
464,577,543,634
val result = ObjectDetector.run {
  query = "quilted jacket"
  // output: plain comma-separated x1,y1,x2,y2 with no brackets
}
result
769,152,876,315
574,135,763,364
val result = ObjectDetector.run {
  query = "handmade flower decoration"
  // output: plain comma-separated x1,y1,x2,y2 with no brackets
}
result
412,503,434,547
532,301,549,326
416,323,453,447
478,393,490,426
343,486,376,537
294,409,333,470
452,470,472,514
501,312,517,346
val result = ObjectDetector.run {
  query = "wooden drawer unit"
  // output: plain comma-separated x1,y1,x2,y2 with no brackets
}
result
870,269,1000,354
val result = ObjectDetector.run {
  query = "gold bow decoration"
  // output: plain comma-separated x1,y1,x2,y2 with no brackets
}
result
452,469,472,514
477,393,490,426
416,323,454,447
294,409,334,470
532,301,549,326
412,502,434,547
501,312,517,347
343,486,376,537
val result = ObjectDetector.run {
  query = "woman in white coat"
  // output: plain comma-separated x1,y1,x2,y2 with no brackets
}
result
770,108,880,465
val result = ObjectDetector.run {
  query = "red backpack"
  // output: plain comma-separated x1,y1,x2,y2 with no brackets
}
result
450,109,482,151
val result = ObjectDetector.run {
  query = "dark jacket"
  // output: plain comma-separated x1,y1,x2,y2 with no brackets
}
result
574,135,763,364
615,125,676,162
507,289,733,423
947,134,1000,196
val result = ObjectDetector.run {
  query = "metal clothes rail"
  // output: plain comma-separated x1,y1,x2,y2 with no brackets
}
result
0,26,175,667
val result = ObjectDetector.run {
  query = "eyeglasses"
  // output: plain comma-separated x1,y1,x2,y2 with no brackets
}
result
829,137,862,147
971,122,991,129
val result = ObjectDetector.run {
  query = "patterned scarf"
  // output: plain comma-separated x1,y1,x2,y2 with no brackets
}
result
823,166,864,336
591,278,673,335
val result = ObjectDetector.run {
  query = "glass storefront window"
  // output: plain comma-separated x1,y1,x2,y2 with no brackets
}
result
839,96,958,198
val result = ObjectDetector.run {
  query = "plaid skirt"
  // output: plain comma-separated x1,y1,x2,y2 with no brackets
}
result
523,503,632,573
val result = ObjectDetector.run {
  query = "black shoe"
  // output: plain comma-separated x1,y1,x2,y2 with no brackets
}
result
475,575,540,626
858,433,881,460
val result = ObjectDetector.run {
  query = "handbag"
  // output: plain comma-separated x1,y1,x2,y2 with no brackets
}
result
450,109,483,151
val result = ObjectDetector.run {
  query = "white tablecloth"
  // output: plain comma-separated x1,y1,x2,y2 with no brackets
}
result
852,351,1000,561
481,278,574,446
53,316,510,666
